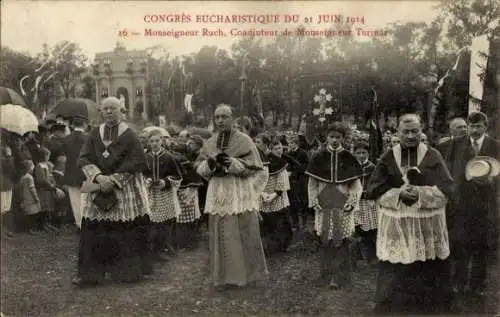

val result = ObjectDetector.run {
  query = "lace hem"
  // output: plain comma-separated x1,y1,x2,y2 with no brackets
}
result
379,205,447,218
81,173,151,222
314,209,355,242
203,175,263,216
376,206,450,264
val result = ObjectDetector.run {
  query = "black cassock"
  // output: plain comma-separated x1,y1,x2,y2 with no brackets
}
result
284,147,309,221
367,144,454,314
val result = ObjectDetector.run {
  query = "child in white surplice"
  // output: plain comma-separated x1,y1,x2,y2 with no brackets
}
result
306,123,363,289
260,140,293,253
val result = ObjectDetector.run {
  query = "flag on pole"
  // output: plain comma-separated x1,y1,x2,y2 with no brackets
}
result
468,34,490,114
251,82,264,130
368,88,383,161
19,75,30,96
32,75,44,104
158,115,167,128
184,94,193,113
433,46,469,95
429,45,469,128
35,41,71,73
43,71,58,84
429,91,443,129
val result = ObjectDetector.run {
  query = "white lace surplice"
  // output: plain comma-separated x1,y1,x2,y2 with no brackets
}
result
308,177,362,242
81,172,151,222
376,185,450,264
261,168,290,213
376,143,451,264
198,159,268,216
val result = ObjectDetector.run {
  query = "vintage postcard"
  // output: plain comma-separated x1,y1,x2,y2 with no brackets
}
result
1,1,499,316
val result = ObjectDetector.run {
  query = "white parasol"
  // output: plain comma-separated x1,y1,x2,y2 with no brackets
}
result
0,104,39,135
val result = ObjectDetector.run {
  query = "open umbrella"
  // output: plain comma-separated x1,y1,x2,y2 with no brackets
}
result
187,127,213,139
0,87,27,107
0,104,38,136
49,98,99,123
143,126,170,138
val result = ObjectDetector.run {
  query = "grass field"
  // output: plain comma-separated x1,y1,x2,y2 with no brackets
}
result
1,227,499,317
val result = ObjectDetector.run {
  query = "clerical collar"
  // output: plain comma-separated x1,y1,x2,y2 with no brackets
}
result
401,146,418,167
103,122,120,142
327,145,343,153
73,127,85,132
216,129,233,151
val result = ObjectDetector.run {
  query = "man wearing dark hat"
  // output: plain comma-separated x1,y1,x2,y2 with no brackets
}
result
62,117,89,229
445,111,500,301
47,122,67,165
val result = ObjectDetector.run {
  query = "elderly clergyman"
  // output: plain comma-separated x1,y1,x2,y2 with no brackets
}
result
74,97,152,286
367,114,454,314
195,104,269,289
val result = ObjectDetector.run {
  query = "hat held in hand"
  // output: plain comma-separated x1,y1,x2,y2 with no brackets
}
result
465,156,500,181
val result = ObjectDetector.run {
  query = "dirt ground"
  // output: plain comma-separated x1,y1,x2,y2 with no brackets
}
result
1,227,499,317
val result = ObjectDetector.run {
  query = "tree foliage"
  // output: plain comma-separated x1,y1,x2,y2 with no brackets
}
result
1,0,498,132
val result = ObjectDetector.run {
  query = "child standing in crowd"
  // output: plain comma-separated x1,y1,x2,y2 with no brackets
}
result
52,154,69,228
144,130,183,261
261,140,293,253
176,149,204,251
34,147,62,232
254,133,271,163
285,135,309,231
352,140,378,264
0,131,15,237
306,123,363,289
185,135,208,230
19,160,41,234
139,131,150,152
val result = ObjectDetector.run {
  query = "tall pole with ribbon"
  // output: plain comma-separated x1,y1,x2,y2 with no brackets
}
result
239,53,248,125
368,87,383,161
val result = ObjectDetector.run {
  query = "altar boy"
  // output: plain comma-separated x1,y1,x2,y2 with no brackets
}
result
306,122,363,289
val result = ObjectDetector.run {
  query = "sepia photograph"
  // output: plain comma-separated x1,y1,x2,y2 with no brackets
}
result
1,0,499,316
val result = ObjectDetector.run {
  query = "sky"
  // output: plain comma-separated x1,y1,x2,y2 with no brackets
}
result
2,1,440,60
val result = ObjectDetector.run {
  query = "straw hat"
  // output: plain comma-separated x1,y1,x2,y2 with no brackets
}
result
465,156,500,181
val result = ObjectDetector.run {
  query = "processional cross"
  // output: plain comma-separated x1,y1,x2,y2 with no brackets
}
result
313,88,334,122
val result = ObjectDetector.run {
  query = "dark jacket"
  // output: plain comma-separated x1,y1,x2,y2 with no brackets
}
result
48,134,65,164
446,135,500,186
62,130,87,187
285,147,309,181
445,135,499,253
0,144,15,191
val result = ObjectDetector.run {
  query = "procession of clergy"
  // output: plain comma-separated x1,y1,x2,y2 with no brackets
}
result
68,97,498,314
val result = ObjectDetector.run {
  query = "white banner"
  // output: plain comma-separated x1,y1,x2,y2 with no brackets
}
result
158,115,167,128
184,94,193,113
468,34,490,114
